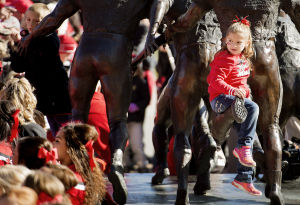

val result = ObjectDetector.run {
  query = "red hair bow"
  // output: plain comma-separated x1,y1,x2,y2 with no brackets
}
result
233,16,250,27
9,110,20,142
37,192,63,205
85,140,96,171
37,147,58,164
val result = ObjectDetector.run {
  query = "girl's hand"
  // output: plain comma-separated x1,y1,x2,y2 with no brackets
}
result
234,88,246,99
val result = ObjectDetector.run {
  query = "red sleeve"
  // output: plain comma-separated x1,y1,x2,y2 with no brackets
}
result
208,52,237,96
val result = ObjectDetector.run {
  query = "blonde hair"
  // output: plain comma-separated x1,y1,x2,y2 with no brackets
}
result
26,3,50,20
57,122,106,205
0,77,37,124
42,164,79,190
0,165,32,186
1,187,38,205
24,171,71,205
220,21,254,65
0,177,11,196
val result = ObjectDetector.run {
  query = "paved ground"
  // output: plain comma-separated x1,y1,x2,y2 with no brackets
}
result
107,173,300,205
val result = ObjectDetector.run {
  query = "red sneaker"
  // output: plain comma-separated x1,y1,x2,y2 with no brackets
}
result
233,146,256,167
232,180,262,196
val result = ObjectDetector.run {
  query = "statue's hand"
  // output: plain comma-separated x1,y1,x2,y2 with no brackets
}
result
18,34,32,56
145,33,158,56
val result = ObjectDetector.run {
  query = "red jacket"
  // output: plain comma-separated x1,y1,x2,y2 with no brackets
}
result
207,50,251,102
67,165,85,205
0,142,12,166
88,91,111,173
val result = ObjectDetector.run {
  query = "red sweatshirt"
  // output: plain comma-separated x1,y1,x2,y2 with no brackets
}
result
207,50,251,102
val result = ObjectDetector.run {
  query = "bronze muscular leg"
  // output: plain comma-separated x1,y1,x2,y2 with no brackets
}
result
152,76,173,185
250,40,284,205
69,33,132,205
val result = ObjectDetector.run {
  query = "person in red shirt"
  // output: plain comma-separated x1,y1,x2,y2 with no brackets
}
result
207,18,261,196
53,122,115,205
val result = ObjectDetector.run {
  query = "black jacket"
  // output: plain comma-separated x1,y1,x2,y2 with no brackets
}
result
10,32,71,115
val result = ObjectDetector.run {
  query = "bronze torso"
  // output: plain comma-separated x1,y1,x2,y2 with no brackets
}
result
77,0,152,39
195,0,280,40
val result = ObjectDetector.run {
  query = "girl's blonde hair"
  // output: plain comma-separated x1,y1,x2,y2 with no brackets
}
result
24,171,71,205
0,77,37,124
1,187,38,205
42,164,79,190
57,122,106,205
220,21,254,66
26,3,50,20
0,165,32,186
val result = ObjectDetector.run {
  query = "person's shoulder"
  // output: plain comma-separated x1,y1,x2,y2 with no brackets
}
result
212,50,235,67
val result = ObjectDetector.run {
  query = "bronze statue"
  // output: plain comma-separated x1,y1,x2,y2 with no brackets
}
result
145,0,300,205
20,0,154,204
145,1,221,204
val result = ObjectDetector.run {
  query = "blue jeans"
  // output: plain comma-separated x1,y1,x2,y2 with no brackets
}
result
210,94,259,183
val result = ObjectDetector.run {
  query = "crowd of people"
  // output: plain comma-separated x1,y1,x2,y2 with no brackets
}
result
0,0,300,205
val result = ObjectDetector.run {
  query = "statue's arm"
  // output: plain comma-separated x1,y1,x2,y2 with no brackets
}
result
31,0,79,39
282,0,300,32
148,0,174,36
144,0,173,55
169,2,211,33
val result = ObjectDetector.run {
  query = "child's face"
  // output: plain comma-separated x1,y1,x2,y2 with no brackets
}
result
225,32,249,56
25,10,42,33
53,133,72,166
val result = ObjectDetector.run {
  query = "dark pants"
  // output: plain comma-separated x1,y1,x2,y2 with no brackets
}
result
47,114,72,137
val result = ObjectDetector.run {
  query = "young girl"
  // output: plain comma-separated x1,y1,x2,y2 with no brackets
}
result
13,136,57,169
0,186,38,205
10,3,72,136
0,100,19,166
0,76,46,138
53,122,107,205
24,170,71,205
207,17,261,196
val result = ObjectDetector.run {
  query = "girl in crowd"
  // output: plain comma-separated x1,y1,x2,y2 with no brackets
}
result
13,136,57,169
207,17,261,195
24,170,71,205
0,186,37,205
0,165,31,186
0,100,19,166
54,122,107,205
0,76,46,138
10,3,71,136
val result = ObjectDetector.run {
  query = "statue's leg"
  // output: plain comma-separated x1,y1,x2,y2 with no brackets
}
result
152,76,173,185
70,33,132,204
101,64,132,205
191,99,217,195
171,45,206,205
69,56,99,122
250,40,284,205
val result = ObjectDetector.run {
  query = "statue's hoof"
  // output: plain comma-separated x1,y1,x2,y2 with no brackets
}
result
193,181,211,195
269,185,285,205
151,168,170,185
175,189,190,205
108,165,128,205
